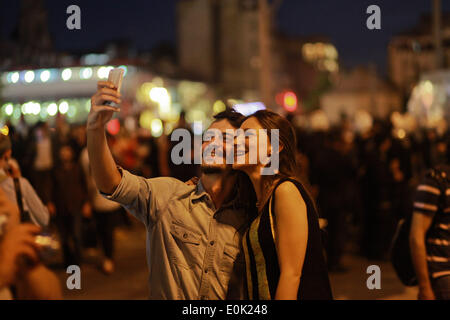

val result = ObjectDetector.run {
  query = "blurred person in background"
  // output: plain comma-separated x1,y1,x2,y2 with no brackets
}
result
168,111,199,181
0,188,62,300
157,129,171,177
80,147,121,274
137,133,160,178
359,129,394,260
410,164,450,300
53,144,90,268
26,122,57,217
70,125,88,162
431,136,449,168
0,134,49,227
5,121,27,171
312,129,357,272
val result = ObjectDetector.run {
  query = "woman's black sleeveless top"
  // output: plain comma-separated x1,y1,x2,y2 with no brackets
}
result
242,177,333,300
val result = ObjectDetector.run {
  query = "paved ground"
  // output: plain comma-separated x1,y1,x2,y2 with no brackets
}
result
53,221,418,300
53,222,149,300
329,255,417,300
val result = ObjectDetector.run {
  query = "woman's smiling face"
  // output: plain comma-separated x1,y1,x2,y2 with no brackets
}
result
233,117,272,171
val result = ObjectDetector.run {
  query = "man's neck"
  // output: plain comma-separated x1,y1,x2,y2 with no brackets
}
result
201,170,237,210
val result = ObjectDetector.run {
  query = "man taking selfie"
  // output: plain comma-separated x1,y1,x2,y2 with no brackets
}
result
87,80,253,299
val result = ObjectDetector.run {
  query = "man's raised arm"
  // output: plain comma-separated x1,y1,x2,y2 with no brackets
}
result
86,81,122,194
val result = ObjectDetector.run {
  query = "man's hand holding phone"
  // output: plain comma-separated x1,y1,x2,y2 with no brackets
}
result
88,67,124,131
87,81,122,131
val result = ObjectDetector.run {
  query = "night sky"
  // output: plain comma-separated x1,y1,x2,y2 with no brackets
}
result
1,0,449,73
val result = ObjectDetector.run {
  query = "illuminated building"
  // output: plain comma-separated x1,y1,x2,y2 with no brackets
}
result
177,1,340,110
274,35,339,111
320,66,402,124
388,13,450,97
177,0,260,99
407,70,450,128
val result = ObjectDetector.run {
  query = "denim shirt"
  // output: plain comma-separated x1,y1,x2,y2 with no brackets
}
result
102,167,248,300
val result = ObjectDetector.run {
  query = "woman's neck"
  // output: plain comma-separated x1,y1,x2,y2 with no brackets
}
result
246,166,280,210
245,166,265,205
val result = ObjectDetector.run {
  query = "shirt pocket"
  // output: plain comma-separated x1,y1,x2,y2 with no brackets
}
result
169,222,202,269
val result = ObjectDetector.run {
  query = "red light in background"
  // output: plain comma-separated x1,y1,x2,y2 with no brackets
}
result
282,91,297,112
107,118,120,135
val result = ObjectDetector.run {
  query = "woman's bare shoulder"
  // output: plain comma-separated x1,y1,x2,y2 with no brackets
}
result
274,181,305,206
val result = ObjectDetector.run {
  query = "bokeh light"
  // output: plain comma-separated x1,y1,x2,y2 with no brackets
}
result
59,101,69,114
213,100,226,114
80,67,93,79
62,68,72,81
107,118,121,135
4,104,14,116
47,103,58,116
151,119,163,137
24,71,35,83
139,110,154,130
0,125,9,136
40,70,51,82
11,72,19,83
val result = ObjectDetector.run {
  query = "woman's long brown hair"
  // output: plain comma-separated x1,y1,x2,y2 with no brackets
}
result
248,110,316,213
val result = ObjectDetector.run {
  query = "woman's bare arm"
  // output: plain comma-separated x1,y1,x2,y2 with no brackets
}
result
273,181,308,300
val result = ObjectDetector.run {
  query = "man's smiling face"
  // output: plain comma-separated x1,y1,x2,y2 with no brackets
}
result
201,119,236,173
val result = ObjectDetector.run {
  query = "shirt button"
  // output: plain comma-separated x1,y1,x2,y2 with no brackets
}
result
210,240,215,246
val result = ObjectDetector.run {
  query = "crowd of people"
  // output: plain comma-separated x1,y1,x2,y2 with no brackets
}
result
294,117,449,270
0,82,449,299
2,116,128,275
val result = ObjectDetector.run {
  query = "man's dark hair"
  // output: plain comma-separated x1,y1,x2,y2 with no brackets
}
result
212,108,245,128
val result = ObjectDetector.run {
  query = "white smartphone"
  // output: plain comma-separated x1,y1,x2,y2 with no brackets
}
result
105,68,124,108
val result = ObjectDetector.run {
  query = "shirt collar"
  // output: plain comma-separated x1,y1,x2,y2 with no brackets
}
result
190,178,239,209
191,179,209,202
